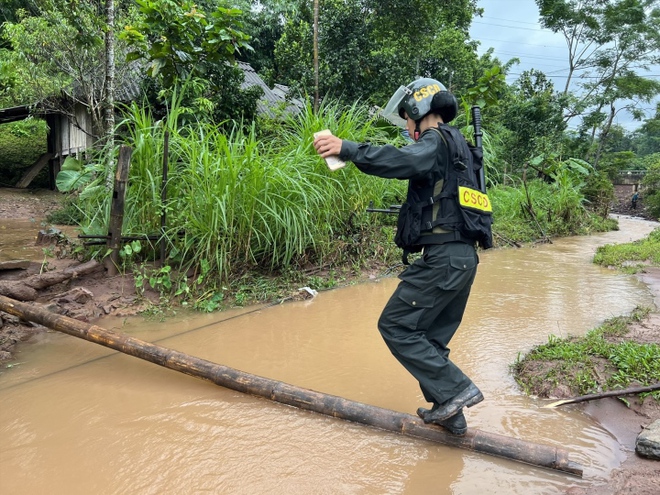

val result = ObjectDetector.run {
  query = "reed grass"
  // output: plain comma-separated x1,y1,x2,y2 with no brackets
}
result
489,177,615,243
69,91,610,297
74,93,405,287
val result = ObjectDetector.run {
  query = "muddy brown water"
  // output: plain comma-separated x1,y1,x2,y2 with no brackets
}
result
1,216,658,494
0,218,78,263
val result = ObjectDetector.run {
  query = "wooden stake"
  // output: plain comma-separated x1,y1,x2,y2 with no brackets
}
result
15,152,55,188
0,295,584,478
105,146,132,275
543,383,660,408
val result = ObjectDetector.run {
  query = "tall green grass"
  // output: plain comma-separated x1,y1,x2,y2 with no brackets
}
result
513,307,660,398
75,94,405,285
489,177,616,243
69,91,613,293
593,228,660,270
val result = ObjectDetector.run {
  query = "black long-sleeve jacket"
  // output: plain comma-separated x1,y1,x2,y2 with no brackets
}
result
338,128,448,182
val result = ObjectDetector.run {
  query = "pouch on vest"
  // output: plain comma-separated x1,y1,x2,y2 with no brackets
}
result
394,201,422,250
456,179,493,249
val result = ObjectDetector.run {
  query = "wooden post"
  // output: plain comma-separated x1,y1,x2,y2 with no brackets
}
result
0,295,584,478
15,152,55,188
105,146,132,275
159,132,170,266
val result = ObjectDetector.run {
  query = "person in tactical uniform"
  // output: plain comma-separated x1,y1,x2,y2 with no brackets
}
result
313,78,484,435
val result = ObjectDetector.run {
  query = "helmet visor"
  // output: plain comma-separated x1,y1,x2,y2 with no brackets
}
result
380,85,410,128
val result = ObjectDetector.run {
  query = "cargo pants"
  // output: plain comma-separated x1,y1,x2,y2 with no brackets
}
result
377,241,479,406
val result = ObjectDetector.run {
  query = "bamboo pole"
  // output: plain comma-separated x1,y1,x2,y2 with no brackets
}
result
0,295,584,477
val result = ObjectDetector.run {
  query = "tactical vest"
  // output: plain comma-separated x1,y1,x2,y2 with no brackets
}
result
394,123,493,263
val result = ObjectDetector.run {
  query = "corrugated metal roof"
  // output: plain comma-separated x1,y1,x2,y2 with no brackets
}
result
0,62,299,123
238,61,301,117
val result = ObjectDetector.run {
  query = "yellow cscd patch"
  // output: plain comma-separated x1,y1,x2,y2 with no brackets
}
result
458,186,492,213
413,84,442,102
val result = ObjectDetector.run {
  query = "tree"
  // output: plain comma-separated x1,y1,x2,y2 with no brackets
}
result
500,70,566,172
536,0,660,166
631,102,660,156
105,0,116,154
234,0,297,86
641,157,660,217
1,2,135,140
274,0,378,105
120,0,260,123
272,0,483,107
122,0,251,89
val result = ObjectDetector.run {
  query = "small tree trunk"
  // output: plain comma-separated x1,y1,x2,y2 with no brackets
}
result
313,0,319,113
104,0,116,187
0,260,103,301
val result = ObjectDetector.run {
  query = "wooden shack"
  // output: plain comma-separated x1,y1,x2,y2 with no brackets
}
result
0,62,300,190
0,101,94,189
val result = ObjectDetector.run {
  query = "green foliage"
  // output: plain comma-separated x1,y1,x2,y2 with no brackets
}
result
641,160,660,218
461,65,507,111
500,70,566,171
593,228,660,270
272,0,484,107
122,1,261,124
537,0,660,158
513,307,660,397
55,157,94,192
0,119,48,187
597,150,637,180
631,104,660,156
122,0,251,88
488,164,612,244
72,93,404,294
46,195,84,225
581,171,615,218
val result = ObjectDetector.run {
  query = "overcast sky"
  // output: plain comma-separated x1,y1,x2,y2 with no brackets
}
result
468,0,660,132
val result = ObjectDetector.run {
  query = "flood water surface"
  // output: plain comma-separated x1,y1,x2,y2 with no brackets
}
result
1,216,658,494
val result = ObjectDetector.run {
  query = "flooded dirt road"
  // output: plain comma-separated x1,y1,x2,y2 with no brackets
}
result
1,216,658,494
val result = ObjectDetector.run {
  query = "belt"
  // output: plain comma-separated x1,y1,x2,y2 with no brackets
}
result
417,231,474,246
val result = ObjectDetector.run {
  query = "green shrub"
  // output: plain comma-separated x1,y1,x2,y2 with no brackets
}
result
0,119,49,188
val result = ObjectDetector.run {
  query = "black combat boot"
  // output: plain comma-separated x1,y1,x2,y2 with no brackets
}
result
417,406,468,436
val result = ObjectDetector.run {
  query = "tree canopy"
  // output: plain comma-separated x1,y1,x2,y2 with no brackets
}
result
0,0,657,179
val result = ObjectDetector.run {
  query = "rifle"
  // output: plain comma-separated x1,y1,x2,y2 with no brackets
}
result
471,105,486,193
366,201,401,215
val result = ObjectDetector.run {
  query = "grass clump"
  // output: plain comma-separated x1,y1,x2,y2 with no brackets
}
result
593,227,660,272
489,179,617,244
65,93,405,308
512,307,660,400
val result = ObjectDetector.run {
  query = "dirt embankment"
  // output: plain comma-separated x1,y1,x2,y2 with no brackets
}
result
0,188,159,360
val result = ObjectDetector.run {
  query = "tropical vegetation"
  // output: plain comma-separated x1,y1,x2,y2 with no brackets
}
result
0,0,659,307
